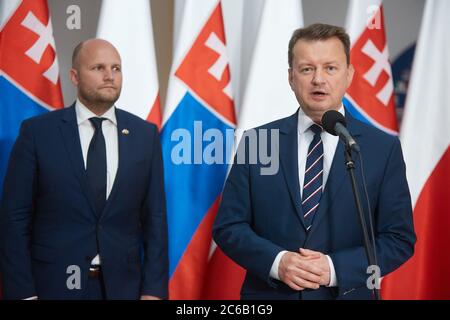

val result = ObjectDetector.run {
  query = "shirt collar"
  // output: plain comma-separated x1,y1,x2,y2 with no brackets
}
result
75,99,117,126
298,104,345,134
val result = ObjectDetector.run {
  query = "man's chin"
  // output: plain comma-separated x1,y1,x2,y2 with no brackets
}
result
313,100,343,111
97,94,120,105
305,103,333,113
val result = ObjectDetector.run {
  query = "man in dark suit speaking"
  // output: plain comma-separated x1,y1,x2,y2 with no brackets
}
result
213,23,416,299
0,39,168,300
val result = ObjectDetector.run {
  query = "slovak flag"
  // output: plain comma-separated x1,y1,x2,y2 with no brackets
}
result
344,0,398,134
0,0,63,194
161,0,244,299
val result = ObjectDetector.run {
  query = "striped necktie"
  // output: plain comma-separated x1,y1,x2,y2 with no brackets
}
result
302,124,324,231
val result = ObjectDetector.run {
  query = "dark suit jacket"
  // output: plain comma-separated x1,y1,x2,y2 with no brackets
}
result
213,109,416,300
0,105,168,299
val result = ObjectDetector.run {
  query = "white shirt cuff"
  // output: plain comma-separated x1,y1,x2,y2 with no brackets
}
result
23,296,38,300
326,255,338,287
270,250,288,280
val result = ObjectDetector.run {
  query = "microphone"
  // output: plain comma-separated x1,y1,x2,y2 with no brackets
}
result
322,110,379,299
321,110,360,153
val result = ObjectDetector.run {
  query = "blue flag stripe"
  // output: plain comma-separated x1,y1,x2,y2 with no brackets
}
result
0,76,48,195
161,92,233,277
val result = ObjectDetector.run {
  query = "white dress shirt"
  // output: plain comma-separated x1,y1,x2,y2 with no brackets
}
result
269,106,346,288
76,100,119,266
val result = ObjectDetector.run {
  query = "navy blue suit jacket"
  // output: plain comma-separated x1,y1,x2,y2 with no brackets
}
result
213,109,416,300
0,105,168,299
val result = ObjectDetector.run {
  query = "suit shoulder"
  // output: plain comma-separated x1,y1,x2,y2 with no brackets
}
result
25,107,66,122
21,107,70,129
246,112,297,132
115,108,158,133
352,117,399,147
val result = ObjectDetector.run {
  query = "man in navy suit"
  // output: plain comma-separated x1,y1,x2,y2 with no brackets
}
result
0,39,168,300
213,23,416,300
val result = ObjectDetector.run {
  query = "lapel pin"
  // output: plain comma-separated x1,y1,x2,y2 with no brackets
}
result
122,129,129,135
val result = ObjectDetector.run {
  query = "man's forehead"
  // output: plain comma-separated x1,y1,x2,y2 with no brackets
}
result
294,38,344,50
293,39,346,60
82,38,116,51
79,46,121,64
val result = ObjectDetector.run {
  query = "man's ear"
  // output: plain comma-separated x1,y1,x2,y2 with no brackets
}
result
288,68,294,90
347,64,355,88
69,68,79,86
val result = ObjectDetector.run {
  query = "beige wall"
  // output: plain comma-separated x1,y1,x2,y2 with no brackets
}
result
151,0,173,109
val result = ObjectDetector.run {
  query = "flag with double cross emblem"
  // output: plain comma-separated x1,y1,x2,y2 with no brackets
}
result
0,0,63,196
344,0,398,135
161,0,243,299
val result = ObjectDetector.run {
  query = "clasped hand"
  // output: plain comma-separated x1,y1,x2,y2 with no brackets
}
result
278,248,330,291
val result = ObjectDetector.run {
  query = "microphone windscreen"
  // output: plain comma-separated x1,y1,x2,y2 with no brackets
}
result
321,110,347,136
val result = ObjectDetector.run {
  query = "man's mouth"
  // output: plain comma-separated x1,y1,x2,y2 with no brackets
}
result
311,90,327,96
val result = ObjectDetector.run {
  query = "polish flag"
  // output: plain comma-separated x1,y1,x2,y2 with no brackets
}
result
236,0,304,142
97,0,161,128
381,0,450,299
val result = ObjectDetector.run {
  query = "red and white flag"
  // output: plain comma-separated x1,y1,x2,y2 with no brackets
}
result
381,0,450,299
236,0,304,142
345,0,398,134
97,0,161,128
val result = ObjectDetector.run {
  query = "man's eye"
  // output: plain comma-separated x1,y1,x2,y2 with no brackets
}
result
327,66,337,72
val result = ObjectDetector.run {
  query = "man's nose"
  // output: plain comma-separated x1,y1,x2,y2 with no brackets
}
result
103,68,114,81
312,68,325,85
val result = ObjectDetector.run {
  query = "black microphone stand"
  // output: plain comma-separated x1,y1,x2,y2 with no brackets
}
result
344,145,381,300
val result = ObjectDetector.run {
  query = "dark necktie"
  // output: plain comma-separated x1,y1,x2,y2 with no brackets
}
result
86,117,107,216
302,124,324,230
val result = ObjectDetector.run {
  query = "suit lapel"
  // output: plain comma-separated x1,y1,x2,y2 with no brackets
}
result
307,111,363,237
59,105,97,216
100,108,130,220
279,110,308,230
